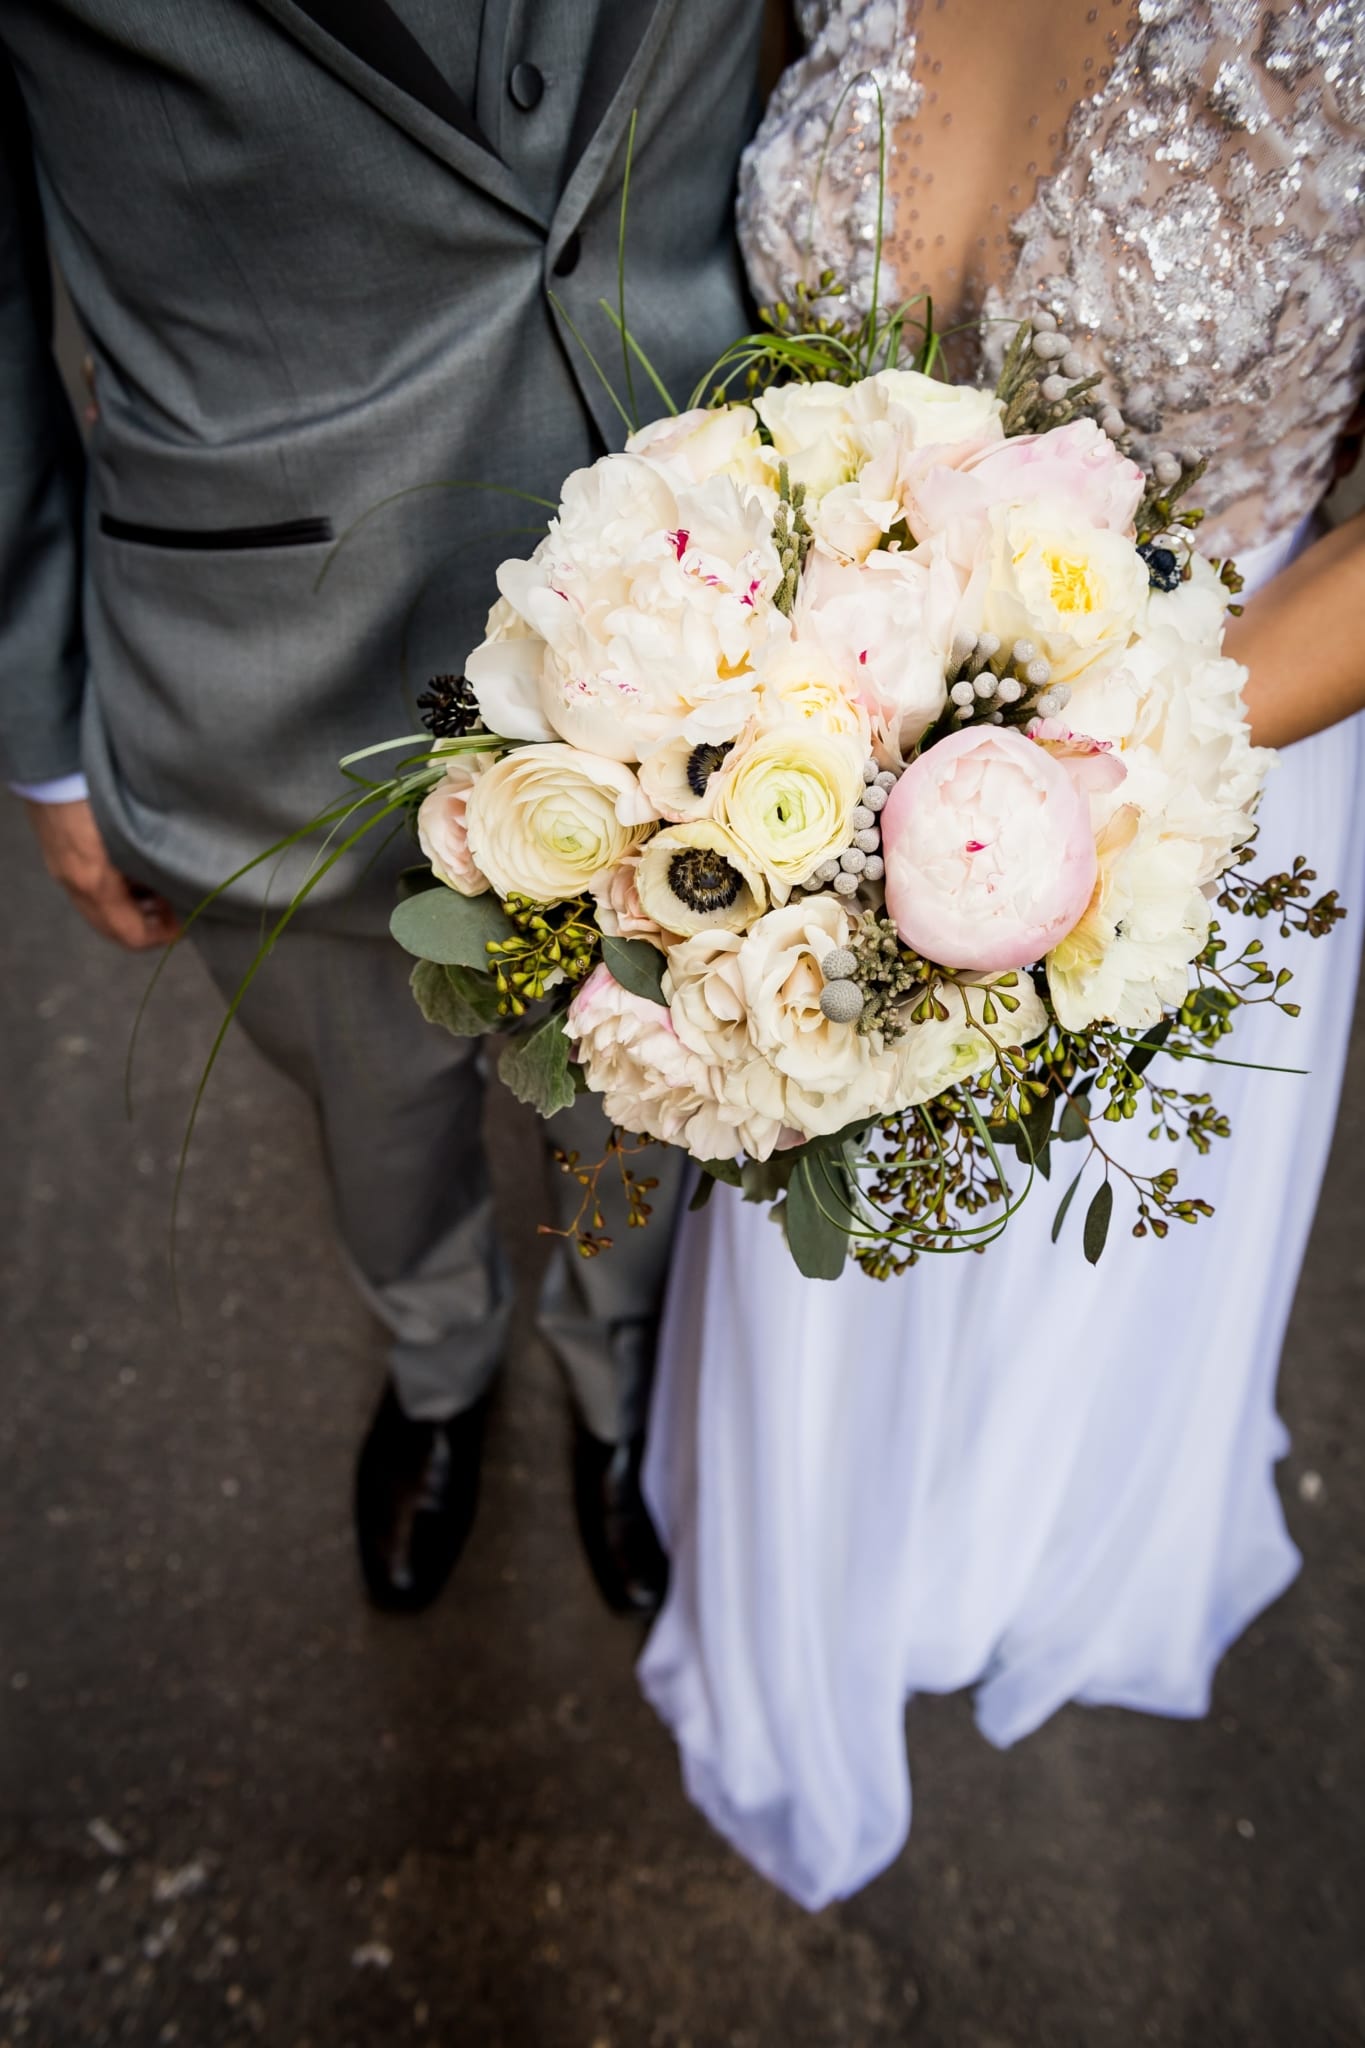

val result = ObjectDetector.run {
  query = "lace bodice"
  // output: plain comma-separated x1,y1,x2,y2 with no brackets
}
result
740,0,1365,552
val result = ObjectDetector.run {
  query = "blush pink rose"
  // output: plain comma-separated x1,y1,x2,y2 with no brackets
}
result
416,755,492,896
905,417,1144,559
881,726,1099,972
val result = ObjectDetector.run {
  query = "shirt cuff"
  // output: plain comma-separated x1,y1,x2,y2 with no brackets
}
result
11,772,91,805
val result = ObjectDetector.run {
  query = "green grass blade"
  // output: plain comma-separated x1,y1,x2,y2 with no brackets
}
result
547,292,634,434
598,303,678,417
617,108,640,430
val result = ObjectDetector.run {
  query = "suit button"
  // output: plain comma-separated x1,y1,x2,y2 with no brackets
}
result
552,230,582,278
508,61,544,111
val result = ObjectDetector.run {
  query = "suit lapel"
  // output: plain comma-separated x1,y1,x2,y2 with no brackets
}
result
551,0,678,261
253,0,550,229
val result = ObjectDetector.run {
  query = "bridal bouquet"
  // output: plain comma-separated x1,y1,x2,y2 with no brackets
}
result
336,311,1342,1278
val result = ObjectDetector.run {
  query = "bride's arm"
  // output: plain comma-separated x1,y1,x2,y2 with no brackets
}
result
1229,509,1365,750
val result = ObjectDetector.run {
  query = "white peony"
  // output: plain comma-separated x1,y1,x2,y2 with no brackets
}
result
465,453,787,763
980,492,1149,681
463,744,652,903
797,543,964,763
1047,808,1211,1030
752,641,871,752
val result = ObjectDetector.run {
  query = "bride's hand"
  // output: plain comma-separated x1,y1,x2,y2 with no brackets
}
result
1230,508,1365,750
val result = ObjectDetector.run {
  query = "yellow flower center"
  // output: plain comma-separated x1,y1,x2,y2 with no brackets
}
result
1044,550,1099,616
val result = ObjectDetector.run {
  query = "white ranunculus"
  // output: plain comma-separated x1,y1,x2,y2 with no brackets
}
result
467,454,787,763
1047,808,1211,1030
980,492,1149,681
463,744,652,903
868,368,1005,450
717,725,864,901
627,404,776,495
797,543,964,763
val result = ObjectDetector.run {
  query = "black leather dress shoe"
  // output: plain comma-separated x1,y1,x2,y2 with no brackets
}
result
355,1382,486,1614
573,1425,669,1617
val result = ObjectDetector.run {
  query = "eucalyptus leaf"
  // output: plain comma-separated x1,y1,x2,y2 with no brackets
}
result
688,1173,717,1214
740,1153,799,1204
601,933,667,1006
497,1011,577,1118
697,1156,744,1187
785,1155,851,1281
1059,1092,1092,1143
391,885,514,967
1083,1179,1114,1266
1051,1167,1085,1244
1122,1018,1172,1076
410,958,504,1039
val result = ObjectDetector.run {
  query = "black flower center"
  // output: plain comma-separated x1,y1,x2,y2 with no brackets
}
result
685,740,734,798
668,846,743,913
1137,542,1181,593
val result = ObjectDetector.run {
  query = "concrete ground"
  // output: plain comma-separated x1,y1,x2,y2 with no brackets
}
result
2,791,1364,2048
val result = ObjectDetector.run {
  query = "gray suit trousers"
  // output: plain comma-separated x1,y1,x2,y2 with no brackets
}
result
191,919,683,1441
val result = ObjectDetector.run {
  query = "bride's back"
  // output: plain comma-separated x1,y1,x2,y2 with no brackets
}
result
742,0,1365,551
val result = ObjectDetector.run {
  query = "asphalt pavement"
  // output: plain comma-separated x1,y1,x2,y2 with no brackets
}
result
2,794,1364,2048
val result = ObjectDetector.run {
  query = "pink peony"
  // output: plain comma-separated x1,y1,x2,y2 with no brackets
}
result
881,727,1099,973
905,416,1144,559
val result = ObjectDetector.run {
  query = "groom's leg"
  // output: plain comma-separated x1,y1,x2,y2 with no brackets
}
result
189,919,510,1417
535,1091,685,1442
537,1093,685,1615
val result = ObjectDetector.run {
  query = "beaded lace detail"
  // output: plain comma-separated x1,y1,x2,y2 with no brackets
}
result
739,0,1365,552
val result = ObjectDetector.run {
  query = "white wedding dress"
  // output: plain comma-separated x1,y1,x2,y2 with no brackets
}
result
639,0,1365,1909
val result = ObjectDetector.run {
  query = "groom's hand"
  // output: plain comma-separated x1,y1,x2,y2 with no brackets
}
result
25,797,181,950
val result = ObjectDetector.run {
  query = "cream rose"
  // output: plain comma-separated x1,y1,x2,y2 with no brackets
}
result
869,368,1005,450
716,727,864,900
416,753,494,896
463,744,652,903
635,819,768,936
627,403,775,494
566,965,784,1162
738,896,896,1136
590,843,666,949
888,977,1049,1109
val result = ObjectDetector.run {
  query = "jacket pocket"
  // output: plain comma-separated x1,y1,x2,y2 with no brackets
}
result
99,513,334,550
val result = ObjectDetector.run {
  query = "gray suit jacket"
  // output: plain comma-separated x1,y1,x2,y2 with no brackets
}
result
0,0,764,928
